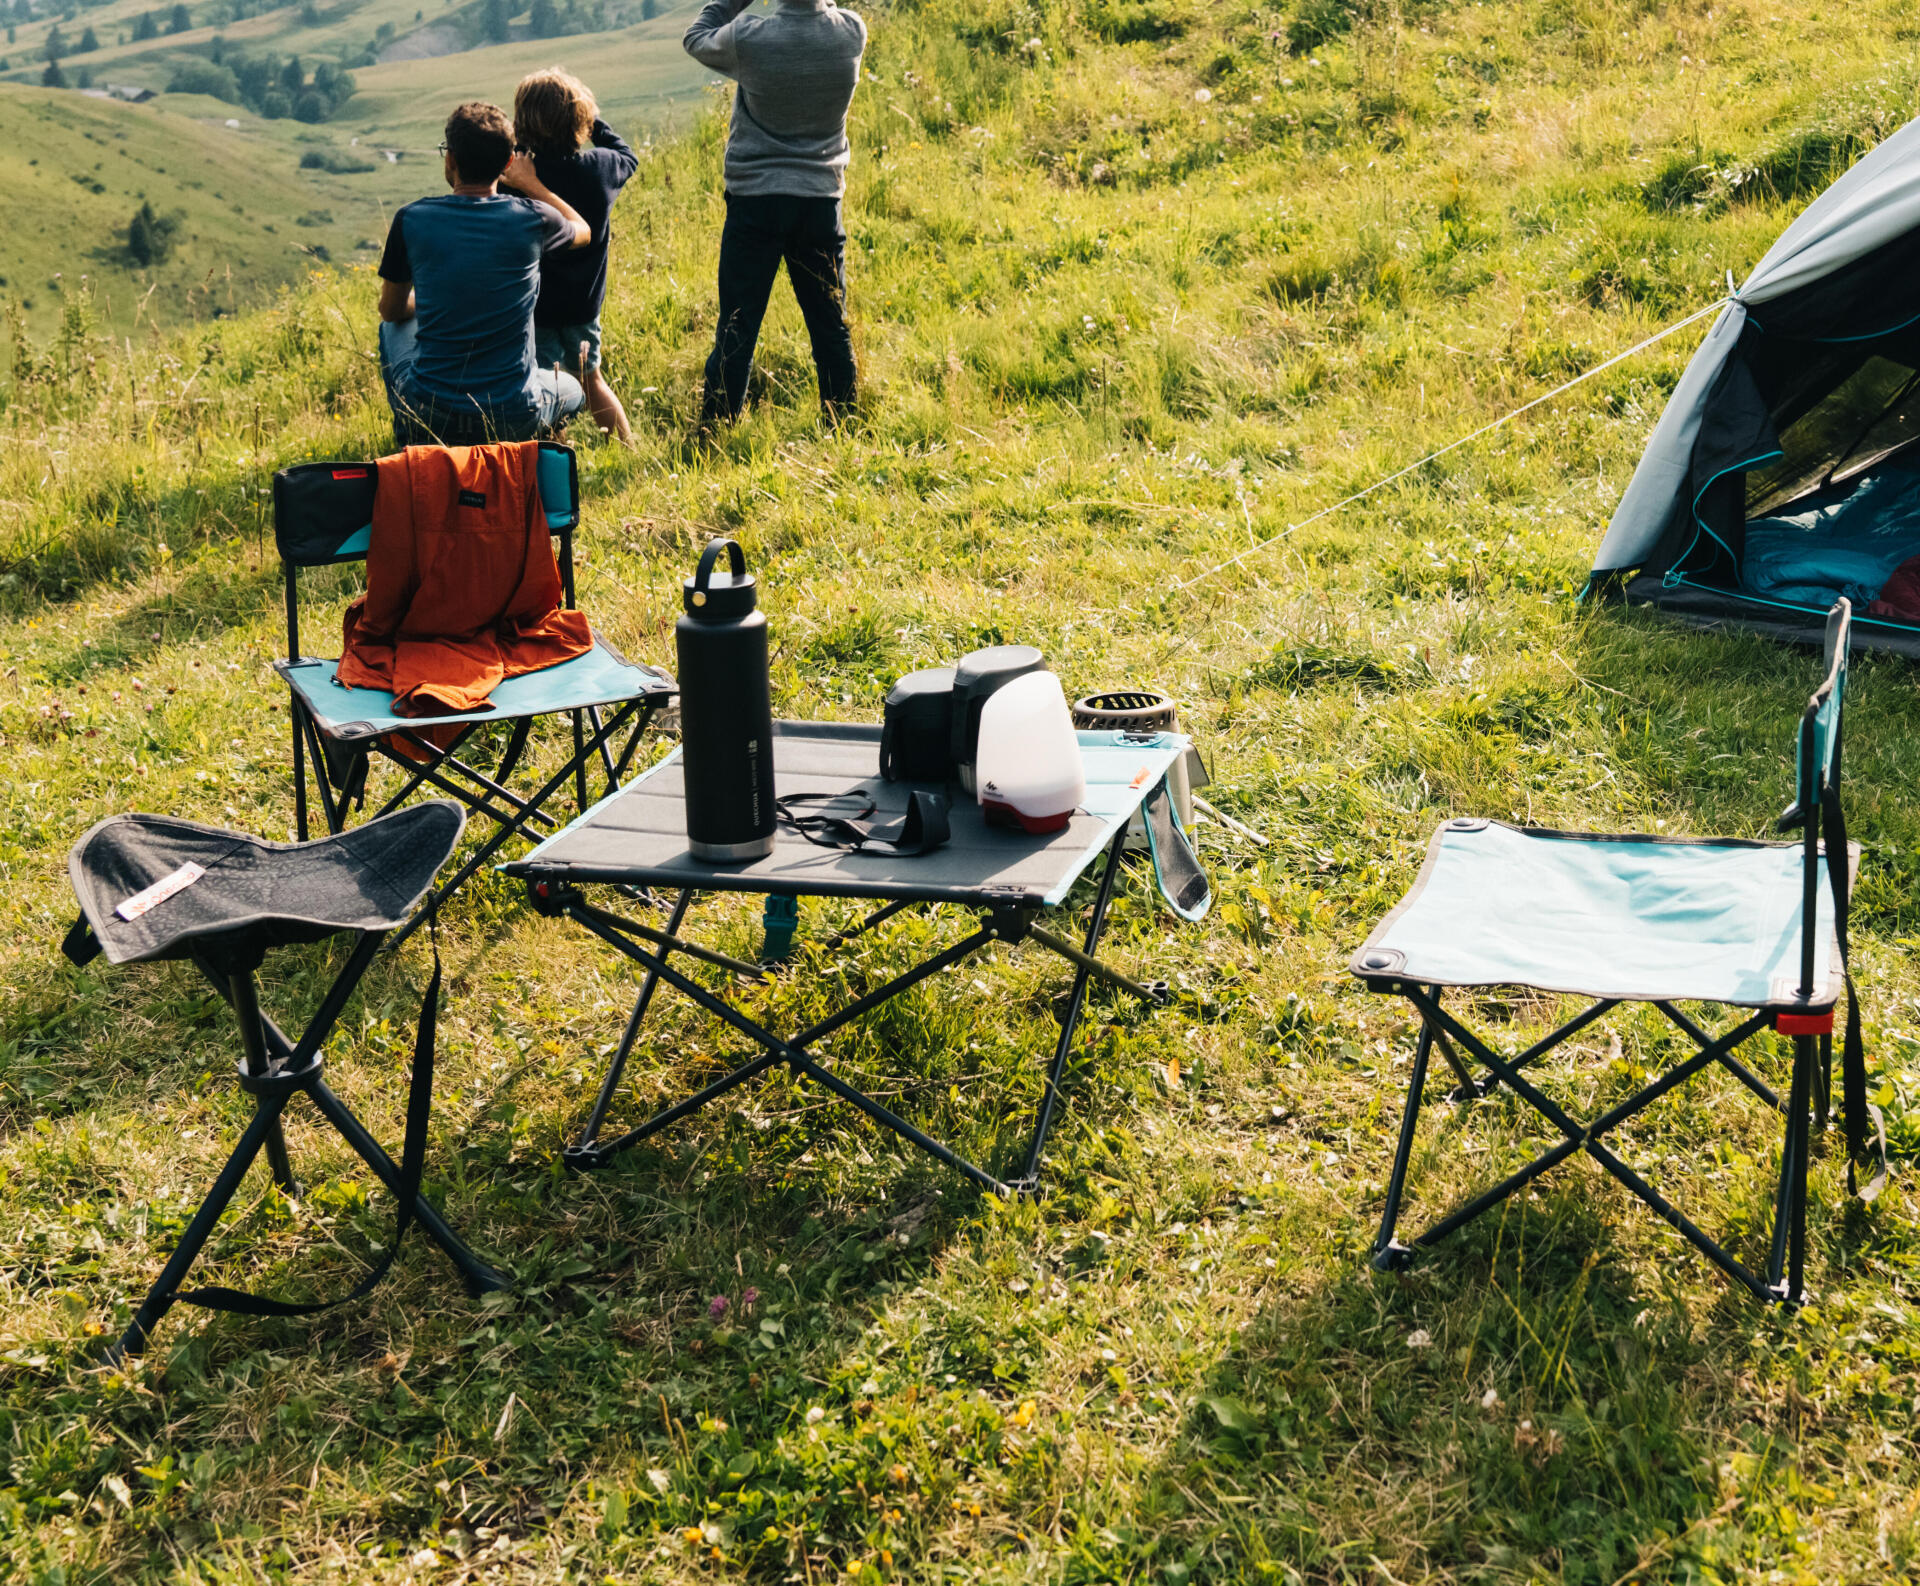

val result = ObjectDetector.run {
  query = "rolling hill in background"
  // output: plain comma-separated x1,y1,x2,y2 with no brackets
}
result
0,0,707,333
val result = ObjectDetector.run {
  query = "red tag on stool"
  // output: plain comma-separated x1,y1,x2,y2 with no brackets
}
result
1775,1010,1834,1035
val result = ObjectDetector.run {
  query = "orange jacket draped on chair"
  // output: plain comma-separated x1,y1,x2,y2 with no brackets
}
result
337,442,593,717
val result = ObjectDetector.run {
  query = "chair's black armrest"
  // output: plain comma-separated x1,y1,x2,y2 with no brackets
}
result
1776,801,1808,834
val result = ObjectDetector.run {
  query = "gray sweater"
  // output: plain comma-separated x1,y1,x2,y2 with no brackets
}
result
683,0,866,198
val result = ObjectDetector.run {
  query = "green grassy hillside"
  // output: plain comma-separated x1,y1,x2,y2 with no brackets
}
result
0,0,704,337
4,0,1920,1582
0,82,358,331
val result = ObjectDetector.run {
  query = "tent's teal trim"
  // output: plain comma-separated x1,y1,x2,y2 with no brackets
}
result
1661,447,1785,589
1666,571,1920,635
1745,305,1920,345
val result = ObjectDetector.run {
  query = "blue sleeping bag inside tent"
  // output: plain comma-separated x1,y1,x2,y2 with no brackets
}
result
1742,467,1920,608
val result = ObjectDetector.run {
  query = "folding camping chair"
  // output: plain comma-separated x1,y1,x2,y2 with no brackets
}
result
273,443,675,946
61,801,506,1359
1352,600,1878,1305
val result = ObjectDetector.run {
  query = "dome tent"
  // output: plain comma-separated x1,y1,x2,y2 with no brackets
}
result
1593,113,1920,655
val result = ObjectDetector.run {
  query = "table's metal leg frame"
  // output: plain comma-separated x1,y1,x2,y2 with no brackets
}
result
1007,827,1149,1194
1371,982,1806,1303
565,888,695,1168
550,840,1161,1195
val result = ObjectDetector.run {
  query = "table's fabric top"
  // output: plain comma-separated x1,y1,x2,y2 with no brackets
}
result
503,721,1186,906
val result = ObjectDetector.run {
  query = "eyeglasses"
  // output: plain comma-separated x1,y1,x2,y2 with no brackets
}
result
436,142,448,154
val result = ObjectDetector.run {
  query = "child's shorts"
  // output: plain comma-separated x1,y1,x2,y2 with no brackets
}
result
534,317,603,374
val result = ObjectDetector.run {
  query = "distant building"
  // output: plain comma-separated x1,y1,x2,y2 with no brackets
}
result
81,82,157,102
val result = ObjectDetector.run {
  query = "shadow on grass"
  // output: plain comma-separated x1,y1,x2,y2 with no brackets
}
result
1126,1192,1770,1586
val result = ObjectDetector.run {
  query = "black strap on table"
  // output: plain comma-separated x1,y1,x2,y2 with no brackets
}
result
182,915,442,1317
1821,785,1886,1202
775,789,951,857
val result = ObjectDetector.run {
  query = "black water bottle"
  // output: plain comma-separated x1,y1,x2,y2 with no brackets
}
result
676,539,776,862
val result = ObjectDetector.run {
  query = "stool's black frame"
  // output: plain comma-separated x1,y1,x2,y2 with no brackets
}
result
273,445,673,948
1355,601,1868,1306
114,931,505,1360
532,826,1168,1197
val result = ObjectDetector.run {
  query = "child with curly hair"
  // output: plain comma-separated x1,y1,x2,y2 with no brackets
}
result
509,68,640,442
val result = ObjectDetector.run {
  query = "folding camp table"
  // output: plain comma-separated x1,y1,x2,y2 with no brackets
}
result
272,443,676,947
504,721,1207,1196
1352,600,1876,1305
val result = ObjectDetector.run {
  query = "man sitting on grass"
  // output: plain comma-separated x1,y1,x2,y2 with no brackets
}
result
376,101,593,445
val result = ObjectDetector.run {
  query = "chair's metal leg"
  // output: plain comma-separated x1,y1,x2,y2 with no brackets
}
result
1768,1034,1815,1304
305,1079,507,1296
292,699,309,843
1372,1012,1433,1271
574,709,588,814
1406,990,1780,1302
609,705,656,789
1817,1032,1833,1132
111,1098,283,1360
566,889,694,1166
1013,826,1130,1195
389,732,558,831
493,718,533,791
297,708,344,836
1790,1036,1811,1303
1656,1002,1783,1111
586,704,618,788
366,724,484,823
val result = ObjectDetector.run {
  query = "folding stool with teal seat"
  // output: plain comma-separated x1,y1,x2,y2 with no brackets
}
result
273,443,675,945
1353,600,1879,1304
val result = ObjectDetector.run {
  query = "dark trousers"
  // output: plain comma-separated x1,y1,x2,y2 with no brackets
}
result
702,192,857,423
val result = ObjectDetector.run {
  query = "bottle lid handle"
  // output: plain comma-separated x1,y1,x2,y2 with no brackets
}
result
695,537,747,592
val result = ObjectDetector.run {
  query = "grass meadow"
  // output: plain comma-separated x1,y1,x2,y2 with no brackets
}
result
3,0,1920,1580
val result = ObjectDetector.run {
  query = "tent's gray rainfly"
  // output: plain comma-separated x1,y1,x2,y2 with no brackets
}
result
1594,114,1920,655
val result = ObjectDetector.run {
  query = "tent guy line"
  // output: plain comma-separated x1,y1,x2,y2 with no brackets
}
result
1170,295,1733,594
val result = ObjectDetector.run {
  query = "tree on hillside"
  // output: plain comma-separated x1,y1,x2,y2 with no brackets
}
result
40,19,60,56
167,2,190,31
481,0,508,42
127,200,180,266
39,55,62,84
131,9,156,38
641,0,656,18
258,86,289,116
207,31,223,60
278,52,301,90
76,23,94,47
528,0,556,36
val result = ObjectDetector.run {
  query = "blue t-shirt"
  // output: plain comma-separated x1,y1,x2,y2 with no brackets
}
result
378,193,574,423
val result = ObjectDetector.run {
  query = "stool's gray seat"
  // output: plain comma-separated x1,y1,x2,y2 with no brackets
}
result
67,801,464,968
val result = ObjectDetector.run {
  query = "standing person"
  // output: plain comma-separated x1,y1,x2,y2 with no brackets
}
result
376,101,592,446
510,68,641,444
683,0,866,427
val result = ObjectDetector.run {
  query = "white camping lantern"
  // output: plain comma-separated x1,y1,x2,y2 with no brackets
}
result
975,671,1086,834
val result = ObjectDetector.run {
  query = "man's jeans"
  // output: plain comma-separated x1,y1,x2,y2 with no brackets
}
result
379,318,584,445
702,193,857,424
